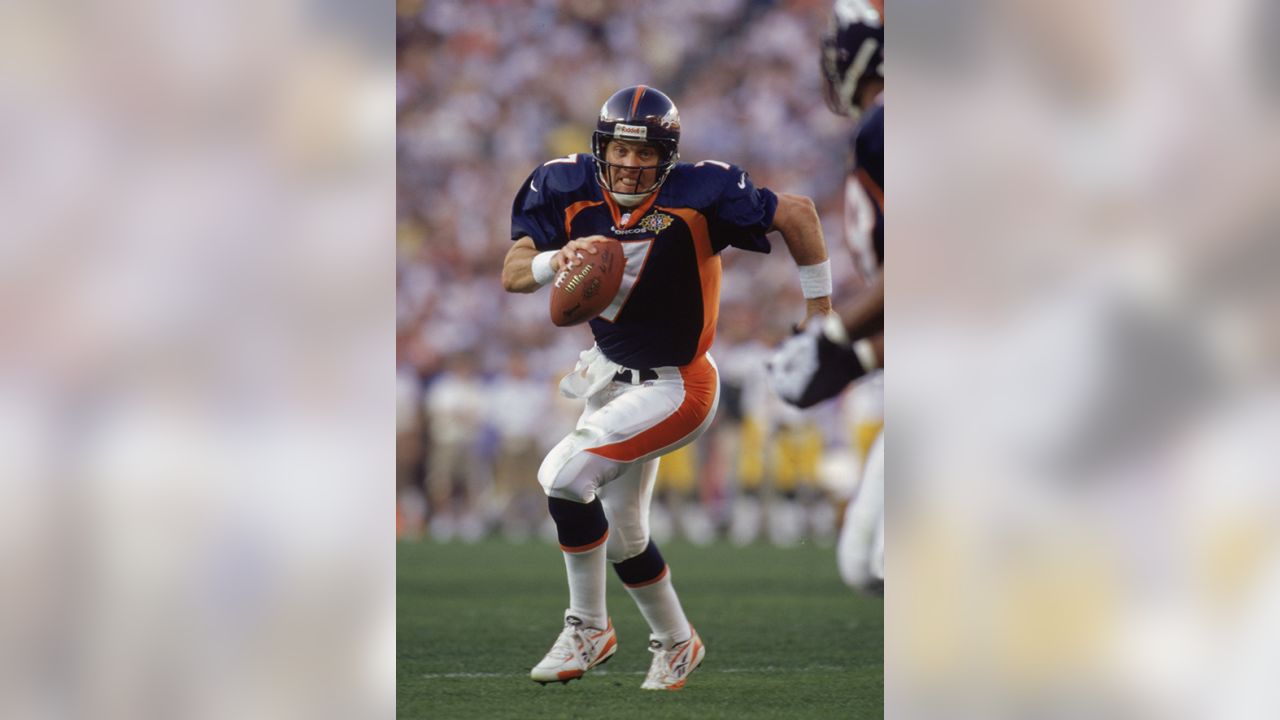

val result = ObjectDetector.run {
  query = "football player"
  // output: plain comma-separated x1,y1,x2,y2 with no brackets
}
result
502,85,834,690
768,0,885,595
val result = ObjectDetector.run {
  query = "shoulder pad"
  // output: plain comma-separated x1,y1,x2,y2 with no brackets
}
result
664,160,746,206
533,153,594,195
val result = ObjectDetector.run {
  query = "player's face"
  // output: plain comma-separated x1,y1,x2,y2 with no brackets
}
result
605,140,660,195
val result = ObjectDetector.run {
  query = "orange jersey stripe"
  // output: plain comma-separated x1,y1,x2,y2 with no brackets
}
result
564,199,605,240
587,356,717,462
663,207,720,357
560,529,609,554
854,167,884,213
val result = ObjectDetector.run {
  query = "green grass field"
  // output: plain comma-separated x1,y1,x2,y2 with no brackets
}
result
398,538,882,719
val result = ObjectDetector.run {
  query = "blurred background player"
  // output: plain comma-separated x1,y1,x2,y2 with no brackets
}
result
769,397,833,546
486,353,554,541
650,442,716,546
502,85,833,690
770,0,886,594
396,328,430,540
422,351,488,541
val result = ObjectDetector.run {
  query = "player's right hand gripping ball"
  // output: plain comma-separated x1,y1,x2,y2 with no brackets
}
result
550,238,625,327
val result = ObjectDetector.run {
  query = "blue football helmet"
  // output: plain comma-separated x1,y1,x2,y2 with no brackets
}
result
591,85,681,204
821,0,884,116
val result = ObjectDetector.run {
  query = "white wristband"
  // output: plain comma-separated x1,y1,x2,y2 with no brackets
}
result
797,260,832,299
531,251,557,285
853,338,879,373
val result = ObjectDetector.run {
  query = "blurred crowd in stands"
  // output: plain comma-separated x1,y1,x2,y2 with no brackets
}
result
396,0,877,545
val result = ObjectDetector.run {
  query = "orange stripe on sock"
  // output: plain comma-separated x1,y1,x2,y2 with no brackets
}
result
560,529,609,554
586,356,716,462
623,564,669,589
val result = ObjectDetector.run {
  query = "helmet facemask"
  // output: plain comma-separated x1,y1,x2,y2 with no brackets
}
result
591,86,682,207
591,133,679,207
820,2,884,117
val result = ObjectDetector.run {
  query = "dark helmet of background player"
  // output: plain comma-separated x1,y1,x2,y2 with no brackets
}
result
821,0,884,117
591,85,681,205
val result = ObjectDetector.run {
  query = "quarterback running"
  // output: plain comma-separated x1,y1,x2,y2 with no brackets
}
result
502,85,834,690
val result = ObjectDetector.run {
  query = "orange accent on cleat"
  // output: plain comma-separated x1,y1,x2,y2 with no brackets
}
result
641,625,705,690
530,615,618,685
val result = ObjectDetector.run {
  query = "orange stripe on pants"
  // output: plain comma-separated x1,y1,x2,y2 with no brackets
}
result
586,356,717,463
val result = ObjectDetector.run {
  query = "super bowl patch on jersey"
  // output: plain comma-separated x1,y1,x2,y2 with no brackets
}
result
639,212,674,234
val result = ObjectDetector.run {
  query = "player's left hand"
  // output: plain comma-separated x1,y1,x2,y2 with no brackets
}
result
796,297,833,331
766,319,864,409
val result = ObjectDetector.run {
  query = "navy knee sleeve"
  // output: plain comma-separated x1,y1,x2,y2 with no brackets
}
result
547,497,609,552
611,540,668,587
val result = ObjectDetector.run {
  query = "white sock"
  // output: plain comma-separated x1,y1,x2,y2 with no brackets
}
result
563,543,608,629
625,569,691,645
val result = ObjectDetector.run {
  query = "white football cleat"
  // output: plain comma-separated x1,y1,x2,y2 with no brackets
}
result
641,626,705,690
530,615,617,685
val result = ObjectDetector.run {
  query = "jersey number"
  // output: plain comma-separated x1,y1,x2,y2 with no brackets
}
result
598,240,654,322
844,175,880,284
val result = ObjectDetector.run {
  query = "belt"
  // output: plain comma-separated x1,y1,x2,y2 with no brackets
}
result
612,367,659,384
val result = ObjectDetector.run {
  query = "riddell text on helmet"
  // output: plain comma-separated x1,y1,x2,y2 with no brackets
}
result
613,123,648,140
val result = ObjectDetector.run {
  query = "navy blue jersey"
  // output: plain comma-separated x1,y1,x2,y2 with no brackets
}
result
844,100,883,282
512,154,777,368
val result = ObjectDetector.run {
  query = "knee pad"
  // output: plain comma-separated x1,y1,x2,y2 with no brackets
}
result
611,540,667,586
538,429,627,503
546,497,609,551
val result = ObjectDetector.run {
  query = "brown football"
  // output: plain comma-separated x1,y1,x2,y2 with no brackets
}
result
549,238,625,327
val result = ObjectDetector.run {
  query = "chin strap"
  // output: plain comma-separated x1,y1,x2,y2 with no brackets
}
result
609,190,651,207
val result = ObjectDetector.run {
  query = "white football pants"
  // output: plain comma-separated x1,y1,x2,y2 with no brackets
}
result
539,351,719,563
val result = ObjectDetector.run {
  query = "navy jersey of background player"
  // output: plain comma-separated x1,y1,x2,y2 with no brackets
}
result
512,154,777,369
844,100,883,283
